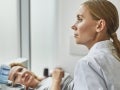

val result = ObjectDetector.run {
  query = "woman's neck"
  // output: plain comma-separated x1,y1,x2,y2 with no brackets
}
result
86,32,110,49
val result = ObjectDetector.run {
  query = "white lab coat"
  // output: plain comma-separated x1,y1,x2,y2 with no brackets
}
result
74,40,120,90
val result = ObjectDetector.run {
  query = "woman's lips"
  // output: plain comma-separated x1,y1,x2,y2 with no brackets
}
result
74,34,78,37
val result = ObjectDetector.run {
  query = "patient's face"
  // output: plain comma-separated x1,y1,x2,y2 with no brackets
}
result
8,66,39,88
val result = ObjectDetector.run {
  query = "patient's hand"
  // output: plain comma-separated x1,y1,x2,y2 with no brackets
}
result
50,68,64,90
51,68,64,83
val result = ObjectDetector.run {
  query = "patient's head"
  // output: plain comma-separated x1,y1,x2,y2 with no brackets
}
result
8,63,41,89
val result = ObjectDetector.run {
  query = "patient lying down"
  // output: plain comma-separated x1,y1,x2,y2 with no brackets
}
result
8,63,73,90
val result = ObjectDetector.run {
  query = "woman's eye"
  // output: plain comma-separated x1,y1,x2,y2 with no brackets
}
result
78,18,83,22
76,18,83,24
18,68,23,72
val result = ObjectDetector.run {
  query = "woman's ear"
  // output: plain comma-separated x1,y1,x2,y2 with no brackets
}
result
96,19,106,32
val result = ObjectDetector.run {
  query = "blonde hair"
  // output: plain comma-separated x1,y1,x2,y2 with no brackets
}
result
83,0,120,59
9,63,41,81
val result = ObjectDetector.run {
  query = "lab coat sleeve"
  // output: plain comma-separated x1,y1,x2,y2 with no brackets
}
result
74,58,107,90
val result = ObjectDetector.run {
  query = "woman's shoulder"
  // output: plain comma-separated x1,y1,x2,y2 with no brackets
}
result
77,55,100,68
77,50,120,75
76,54,104,73
79,49,112,65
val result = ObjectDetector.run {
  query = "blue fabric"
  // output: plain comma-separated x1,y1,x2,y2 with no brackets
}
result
0,64,10,84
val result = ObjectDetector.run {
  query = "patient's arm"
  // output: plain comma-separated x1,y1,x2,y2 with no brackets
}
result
50,68,64,90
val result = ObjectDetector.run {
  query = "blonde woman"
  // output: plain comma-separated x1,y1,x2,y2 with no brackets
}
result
72,0,120,90
8,63,73,90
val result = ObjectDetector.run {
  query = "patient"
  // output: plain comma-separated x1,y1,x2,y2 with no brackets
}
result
8,63,73,90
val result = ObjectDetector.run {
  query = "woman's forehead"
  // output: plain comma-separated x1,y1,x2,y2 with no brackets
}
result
9,66,23,80
77,5,89,16
11,66,22,72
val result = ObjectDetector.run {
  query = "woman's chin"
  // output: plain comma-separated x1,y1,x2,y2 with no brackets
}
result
75,40,82,44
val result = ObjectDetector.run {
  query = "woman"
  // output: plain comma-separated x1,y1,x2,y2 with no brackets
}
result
71,0,120,90
8,63,73,90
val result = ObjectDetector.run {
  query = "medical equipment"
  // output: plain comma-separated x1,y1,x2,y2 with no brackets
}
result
43,68,49,77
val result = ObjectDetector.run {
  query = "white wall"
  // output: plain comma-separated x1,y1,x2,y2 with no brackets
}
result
0,0,20,64
31,0,57,76
55,0,87,76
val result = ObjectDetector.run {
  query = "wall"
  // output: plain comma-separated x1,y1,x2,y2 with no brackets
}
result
0,0,20,64
30,0,57,76
55,0,86,76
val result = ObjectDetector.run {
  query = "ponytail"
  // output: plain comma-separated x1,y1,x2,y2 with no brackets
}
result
110,33,120,59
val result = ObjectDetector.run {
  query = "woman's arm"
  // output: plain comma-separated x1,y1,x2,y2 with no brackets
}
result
50,68,64,90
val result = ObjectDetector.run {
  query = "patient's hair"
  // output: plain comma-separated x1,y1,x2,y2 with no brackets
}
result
9,63,41,81
10,63,26,68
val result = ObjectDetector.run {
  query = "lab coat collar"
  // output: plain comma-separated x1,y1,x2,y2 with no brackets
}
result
88,40,114,54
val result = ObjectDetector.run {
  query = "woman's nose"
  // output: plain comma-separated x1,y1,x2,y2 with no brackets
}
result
71,25,77,30
17,72,23,76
